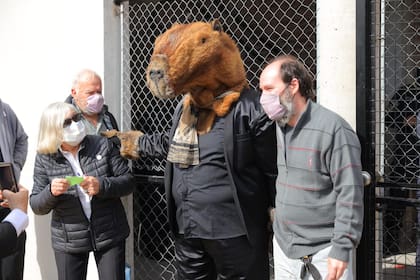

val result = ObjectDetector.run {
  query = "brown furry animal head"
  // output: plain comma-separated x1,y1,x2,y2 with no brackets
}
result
146,19,248,133
146,19,247,102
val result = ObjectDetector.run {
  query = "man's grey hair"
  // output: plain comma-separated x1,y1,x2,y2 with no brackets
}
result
72,69,101,89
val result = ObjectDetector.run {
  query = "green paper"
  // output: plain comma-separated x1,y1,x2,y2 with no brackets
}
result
66,176,84,186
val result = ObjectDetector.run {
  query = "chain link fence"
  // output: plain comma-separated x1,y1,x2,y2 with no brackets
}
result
371,0,420,278
376,188,419,279
119,0,316,279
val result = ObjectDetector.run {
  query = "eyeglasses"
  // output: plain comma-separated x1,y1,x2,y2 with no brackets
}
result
63,113,82,128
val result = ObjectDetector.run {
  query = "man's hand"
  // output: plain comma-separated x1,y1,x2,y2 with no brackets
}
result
327,257,348,280
0,185,29,213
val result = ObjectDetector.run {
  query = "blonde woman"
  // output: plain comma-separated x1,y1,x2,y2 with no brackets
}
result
30,102,134,280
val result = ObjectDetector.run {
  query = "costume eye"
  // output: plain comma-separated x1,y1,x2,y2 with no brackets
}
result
201,37,207,44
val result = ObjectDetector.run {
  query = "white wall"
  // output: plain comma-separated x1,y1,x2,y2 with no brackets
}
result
0,1,119,279
317,0,357,128
317,0,358,277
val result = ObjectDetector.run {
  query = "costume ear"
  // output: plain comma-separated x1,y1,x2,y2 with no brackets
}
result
211,19,223,32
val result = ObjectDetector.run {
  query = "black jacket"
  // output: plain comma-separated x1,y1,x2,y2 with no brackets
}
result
64,95,119,131
0,221,18,257
30,135,135,253
139,88,277,246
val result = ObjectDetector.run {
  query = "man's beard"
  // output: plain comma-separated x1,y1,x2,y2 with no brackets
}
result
277,89,294,127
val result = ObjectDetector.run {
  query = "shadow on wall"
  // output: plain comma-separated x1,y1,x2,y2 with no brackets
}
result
34,214,57,279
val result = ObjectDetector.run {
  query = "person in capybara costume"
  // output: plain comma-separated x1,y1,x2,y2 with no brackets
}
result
103,19,277,279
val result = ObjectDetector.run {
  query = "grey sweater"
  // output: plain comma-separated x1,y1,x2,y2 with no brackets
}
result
0,99,28,181
273,100,364,262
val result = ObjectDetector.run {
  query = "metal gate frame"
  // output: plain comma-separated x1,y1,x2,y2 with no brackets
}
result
356,0,376,278
357,0,420,279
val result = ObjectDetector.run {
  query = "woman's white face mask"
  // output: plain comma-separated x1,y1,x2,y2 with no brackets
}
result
63,120,86,146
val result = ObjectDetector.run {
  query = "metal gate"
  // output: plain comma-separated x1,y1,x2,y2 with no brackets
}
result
358,0,420,279
117,0,420,279
119,0,316,279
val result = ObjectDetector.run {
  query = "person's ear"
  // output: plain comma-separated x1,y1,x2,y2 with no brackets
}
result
289,78,299,95
71,88,77,97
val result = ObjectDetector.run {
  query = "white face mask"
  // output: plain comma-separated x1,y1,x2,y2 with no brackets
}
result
63,120,86,146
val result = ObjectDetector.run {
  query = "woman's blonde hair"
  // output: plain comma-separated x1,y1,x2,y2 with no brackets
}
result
37,102,77,154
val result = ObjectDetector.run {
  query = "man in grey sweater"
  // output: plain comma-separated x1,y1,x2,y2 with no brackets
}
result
259,55,364,280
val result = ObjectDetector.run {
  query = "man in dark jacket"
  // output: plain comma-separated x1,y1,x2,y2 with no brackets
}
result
0,99,28,280
0,186,29,259
65,69,119,134
101,19,276,279
137,88,277,279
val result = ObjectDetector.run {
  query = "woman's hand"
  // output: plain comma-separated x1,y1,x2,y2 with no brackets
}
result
80,176,100,196
51,178,70,196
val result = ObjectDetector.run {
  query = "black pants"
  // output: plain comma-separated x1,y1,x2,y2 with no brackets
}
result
174,235,269,280
54,241,125,280
0,231,26,280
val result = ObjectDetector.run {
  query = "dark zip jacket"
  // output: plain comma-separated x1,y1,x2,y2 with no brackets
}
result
30,135,135,253
64,95,119,131
139,88,277,246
